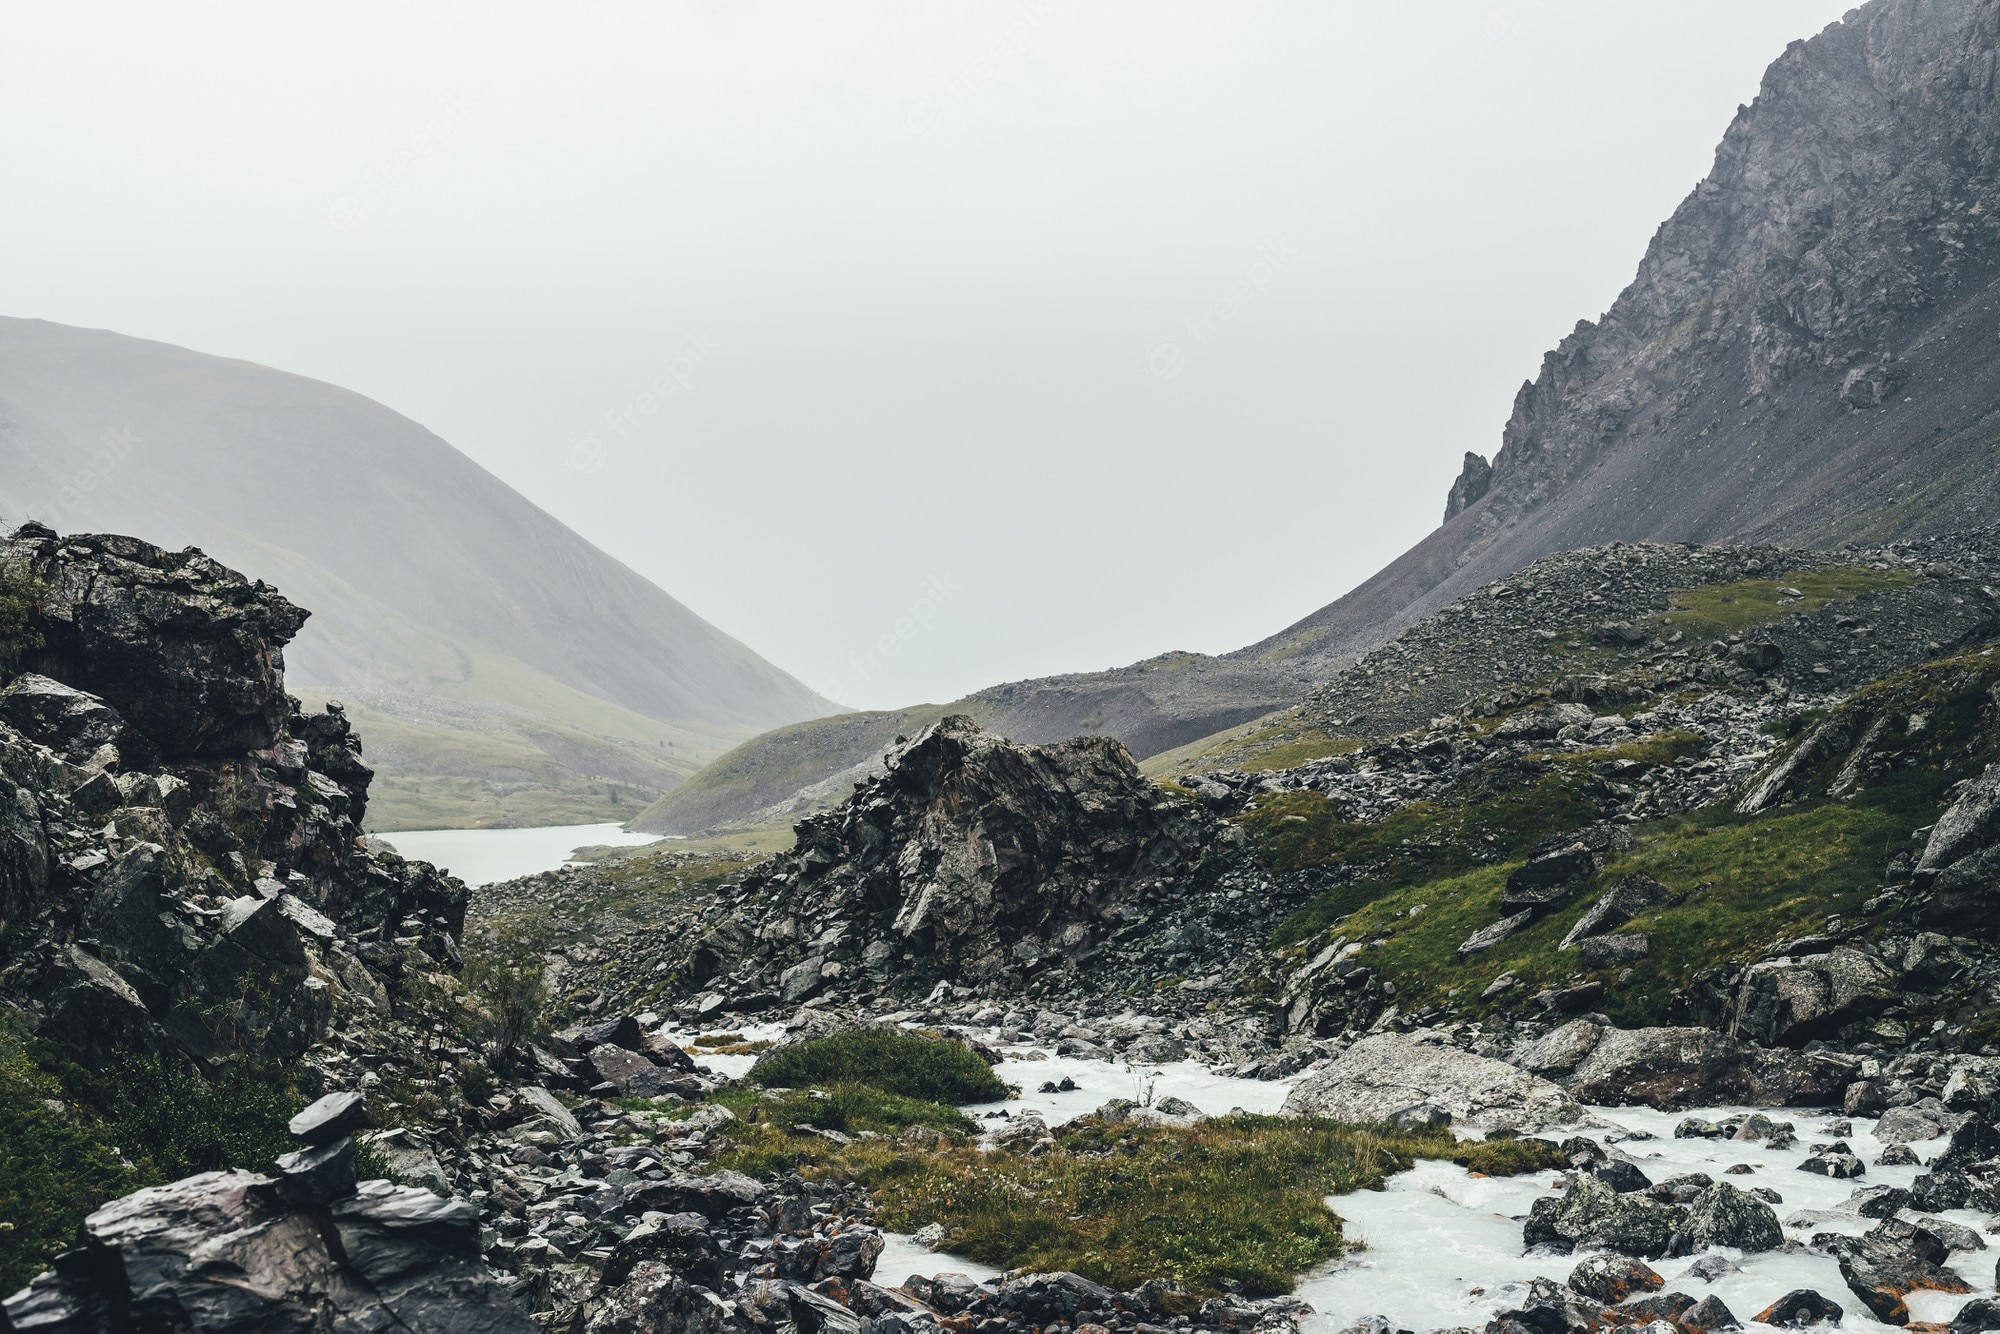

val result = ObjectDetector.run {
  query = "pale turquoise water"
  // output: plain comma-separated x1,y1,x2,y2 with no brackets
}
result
377,823,663,887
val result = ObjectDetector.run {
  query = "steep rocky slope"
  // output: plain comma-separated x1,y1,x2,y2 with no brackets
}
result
653,0,2000,834
0,319,837,828
1256,0,2000,668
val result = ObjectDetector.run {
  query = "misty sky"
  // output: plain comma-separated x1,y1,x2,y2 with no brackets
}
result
0,1,1857,710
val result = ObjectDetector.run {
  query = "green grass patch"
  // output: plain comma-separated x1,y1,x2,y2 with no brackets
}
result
720,1113,1560,1297
1143,716,1363,781
748,1028,1009,1104
1260,766,1608,945
1648,567,1915,640
0,1044,305,1293
1288,797,1913,1027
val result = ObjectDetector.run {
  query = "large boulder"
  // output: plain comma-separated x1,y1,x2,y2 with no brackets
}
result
1522,1175,1685,1257
1283,1030,1583,1131
1732,947,1899,1046
2,524,307,758
1511,1019,1854,1108
1683,1181,1783,1252
1917,763,2000,880
1836,1218,1971,1325
0,674,135,767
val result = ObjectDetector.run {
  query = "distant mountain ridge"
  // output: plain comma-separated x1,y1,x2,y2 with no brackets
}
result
0,317,839,827
640,0,2000,835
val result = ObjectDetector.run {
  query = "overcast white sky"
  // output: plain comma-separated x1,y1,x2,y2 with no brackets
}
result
0,1,1857,709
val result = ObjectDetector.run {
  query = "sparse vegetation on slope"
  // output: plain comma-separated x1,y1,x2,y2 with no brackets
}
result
0,560,43,680
718,1109,1560,1298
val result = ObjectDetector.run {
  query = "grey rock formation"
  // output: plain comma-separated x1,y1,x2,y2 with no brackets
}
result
1836,1217,1971,1324
1733,947,1900,1046
1282,1031,1582,1132
1259,0,2000,678
1522,1175,1685,1258
684,715,1215,997
0,527,467,1075
1511,1020,1852,1109
1444,452,1494,523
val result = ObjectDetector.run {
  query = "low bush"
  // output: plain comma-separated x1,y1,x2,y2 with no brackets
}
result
0,1047,304,1293
0,560,45,679
747,1027,1008,1104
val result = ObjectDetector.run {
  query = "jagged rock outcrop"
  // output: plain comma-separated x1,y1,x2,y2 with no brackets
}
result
683,716,1216,1002
0,523,467,1075
5,525,307,760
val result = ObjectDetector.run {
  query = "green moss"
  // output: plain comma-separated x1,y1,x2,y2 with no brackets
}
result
1296,797,1912,1027
720,1113,1560,1297
1262,766,1608,945
0,1049,136,1293
1648,567,1915,640
0,1045,305,1293
747,1028,1009,1104
1144,717,1364,781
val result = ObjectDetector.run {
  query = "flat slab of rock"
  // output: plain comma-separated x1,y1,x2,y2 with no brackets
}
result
1282,1031,1583,1131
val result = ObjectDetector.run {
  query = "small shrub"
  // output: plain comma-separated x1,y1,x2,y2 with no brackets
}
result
0,560,45,679
460,927,548,1065
748,1028,1008,1104
69,1054,301,1184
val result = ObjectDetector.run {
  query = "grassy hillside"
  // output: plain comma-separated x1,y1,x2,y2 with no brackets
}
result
0,318,839,830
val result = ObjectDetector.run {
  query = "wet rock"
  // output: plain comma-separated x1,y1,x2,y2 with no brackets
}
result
1510,1020,1848,1110
1283,1031,1583,1132
1875,1106,1951,1145
1837,1217,1971,1324
1566,1254,1664,1303
1755,1289,1844,1329
1592,1159,1654,1194
1799,1147,1866,1179
1680,1295,1740,1334
1683,1181,1783,1253
1523,1175,1686,1257
4,526,307,758
1953,1296,2000,1333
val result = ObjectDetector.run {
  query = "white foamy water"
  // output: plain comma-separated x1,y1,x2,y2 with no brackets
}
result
1298,1103,1993,1334
378,823,662,887
658,1020,1995,1324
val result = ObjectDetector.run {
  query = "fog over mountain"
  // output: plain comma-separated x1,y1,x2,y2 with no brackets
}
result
0,317,838,827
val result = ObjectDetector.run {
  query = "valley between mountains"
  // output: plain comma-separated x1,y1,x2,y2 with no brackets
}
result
14,2,2000,1333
